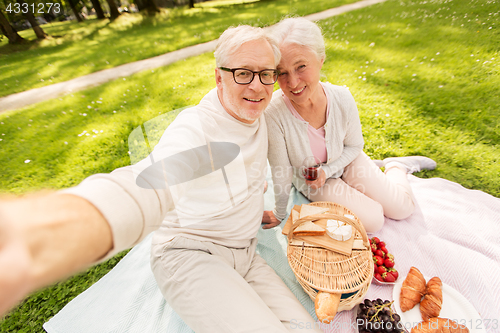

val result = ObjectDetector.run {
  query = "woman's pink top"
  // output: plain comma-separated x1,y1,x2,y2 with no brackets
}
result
282,85,330,163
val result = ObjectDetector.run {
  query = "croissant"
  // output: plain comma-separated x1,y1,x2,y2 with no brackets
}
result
411,317,469,333
400,267,426,312
420,277,443,321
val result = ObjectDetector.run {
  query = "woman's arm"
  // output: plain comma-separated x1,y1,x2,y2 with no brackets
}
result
321,86,364,179
265,110,294,222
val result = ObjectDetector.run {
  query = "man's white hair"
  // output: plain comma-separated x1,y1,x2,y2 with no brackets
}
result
271,17,326,61
214,25,281,68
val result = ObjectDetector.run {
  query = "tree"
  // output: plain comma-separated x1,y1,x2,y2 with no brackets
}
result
90,0,105,19
105,0,120,20
0,9,25,43
16,0,47,39
139,0,159,14
67,0,84,22
188,0,194,8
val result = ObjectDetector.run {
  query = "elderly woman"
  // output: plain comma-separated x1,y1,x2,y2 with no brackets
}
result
262,18,436,233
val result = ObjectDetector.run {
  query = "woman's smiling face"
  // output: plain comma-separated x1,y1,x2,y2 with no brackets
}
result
277,43,324,107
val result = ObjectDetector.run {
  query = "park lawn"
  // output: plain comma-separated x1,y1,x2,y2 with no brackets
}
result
0,0,359,97
0,0,499,331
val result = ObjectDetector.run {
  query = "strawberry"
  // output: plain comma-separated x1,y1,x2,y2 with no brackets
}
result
386,253,394,260
378,241,386,248
373,256,384,266
383,258,395,268
375,273,384,282
371,237,380,245
377,265,387,274
387,268,399,280
374,249,385,258
371,243,378,252
380,246,388,254
383,272,396,283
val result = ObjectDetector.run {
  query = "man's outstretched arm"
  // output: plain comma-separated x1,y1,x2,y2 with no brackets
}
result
0,193,113,316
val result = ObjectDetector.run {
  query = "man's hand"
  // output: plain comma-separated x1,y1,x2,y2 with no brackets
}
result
0,193,113,317
305,168,326,190
262,210,281,229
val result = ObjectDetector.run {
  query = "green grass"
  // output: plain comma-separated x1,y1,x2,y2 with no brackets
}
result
0,0,499,331
317,0,499,194
0,0,359,97
0,52,215,194
0,250,130,333
0,52,216,332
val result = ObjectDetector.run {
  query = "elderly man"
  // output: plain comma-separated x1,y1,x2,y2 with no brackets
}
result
0,26,322,332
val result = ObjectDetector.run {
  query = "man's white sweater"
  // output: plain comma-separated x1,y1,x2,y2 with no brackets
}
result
64,88,268,260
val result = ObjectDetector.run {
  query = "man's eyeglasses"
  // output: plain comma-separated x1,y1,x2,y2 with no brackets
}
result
219,67,278,85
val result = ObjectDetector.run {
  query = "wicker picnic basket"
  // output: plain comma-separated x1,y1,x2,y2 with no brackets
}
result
287,202,374,311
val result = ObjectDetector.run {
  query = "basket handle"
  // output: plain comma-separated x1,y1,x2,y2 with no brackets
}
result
287,213,370,249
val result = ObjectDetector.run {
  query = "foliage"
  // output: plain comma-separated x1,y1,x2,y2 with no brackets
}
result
0,0,499,331
0,0,359,97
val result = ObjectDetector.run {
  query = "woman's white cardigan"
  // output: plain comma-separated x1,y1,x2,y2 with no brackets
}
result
265,82,365,220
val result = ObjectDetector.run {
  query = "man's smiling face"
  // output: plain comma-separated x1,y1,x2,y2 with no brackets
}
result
215,39,276,124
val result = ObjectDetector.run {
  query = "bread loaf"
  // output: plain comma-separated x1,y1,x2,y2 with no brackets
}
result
314,292,341,323
293,221,326,236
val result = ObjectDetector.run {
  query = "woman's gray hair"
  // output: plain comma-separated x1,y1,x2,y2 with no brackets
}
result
271,17,326,61
214,25,281,68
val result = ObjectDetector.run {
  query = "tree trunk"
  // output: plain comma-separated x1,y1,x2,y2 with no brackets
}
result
135,0,145,11
0,10,25,44
68,0,85,22
105,0,120,20
188,0,194,8
16,0,47,39
140,0,160,13
90,0,106,19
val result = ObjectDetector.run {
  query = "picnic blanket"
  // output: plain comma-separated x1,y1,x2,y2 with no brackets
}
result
43,173,500,333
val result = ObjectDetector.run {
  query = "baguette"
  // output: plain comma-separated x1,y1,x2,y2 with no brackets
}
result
314,292,341,323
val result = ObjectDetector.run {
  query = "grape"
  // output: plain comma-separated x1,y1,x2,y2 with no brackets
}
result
359,298,401,333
